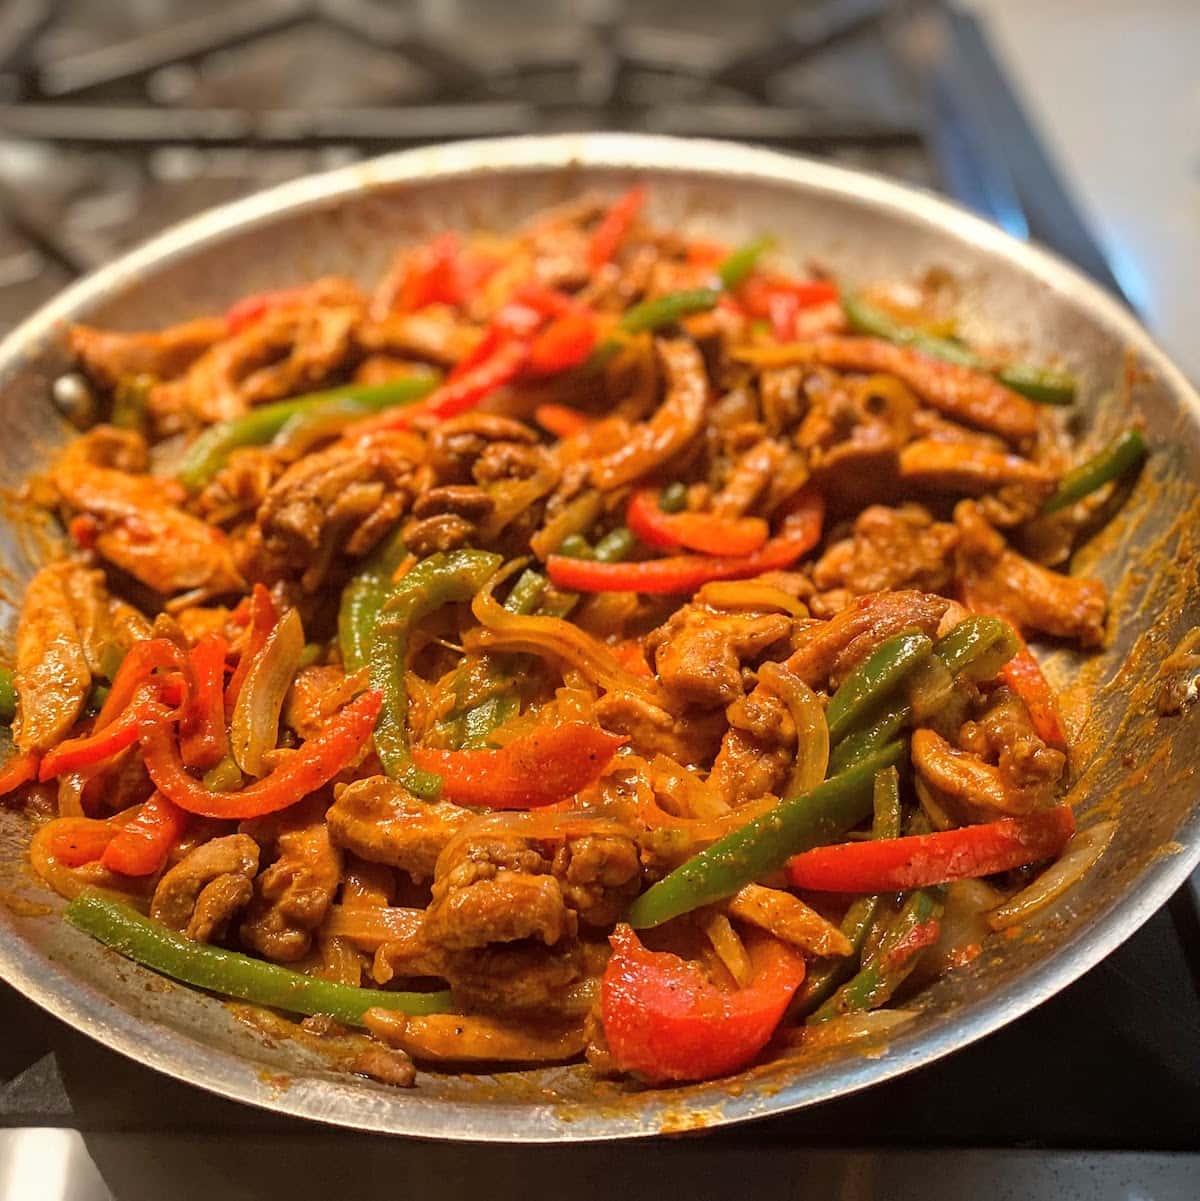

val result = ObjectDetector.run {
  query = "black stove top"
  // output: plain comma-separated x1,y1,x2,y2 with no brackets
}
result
0,2,1197,1196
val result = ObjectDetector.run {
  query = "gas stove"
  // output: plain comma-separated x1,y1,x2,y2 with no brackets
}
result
0,3,1197,1198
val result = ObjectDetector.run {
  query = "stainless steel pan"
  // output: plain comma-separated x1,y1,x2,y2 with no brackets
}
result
1,134,1197,1141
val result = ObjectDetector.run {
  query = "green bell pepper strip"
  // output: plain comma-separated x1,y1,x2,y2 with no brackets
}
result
1042,427,1147,514
826,616,1020,772
111,373,155,431
444,567,550,748
337,530,409,674
66,892,451,1024
932,614,1021,683
824,632,932,743
504,568,547,615
370,549,502,796
842,294,1076,405
809,886,944,1023
593,526,635,563
460,694,521,749
0,667,15,724
626,741,906,930
618,287,721,335
716,236,775,291
828,697,910,775
177,374,439,490
795,766,903,1014
657,481,688,514
556,533,594,559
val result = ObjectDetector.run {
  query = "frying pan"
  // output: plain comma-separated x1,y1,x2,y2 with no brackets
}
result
0,134,1197,1141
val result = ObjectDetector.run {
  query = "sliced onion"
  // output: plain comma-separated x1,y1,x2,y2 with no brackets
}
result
704,912,754,989
230,606,304,778
795,1009,917,1052
987,819,1117,930
904,652,954,722
469,574,665,709
478,464,557,543
324,905,426,951
758,661,829,797
529,488,603,560
695,580,806,616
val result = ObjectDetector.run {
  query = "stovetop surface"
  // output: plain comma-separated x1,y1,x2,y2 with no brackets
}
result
0,1,1198,1194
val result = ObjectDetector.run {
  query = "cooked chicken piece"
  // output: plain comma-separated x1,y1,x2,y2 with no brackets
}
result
402,483,495,557
13,561,150,751
728,884,853,958
50,427,243,600
958,688,1066,796
367,1007,587,1065
646,604,792,709
711,438,791,517
326,776,473,882
954,501,1107,646
150,301,360,428
757,366,807,436
350,1043,417,1087
426,842,574,950
591,338,708,490
150,834,259,942
898,439,1056,498
796,368,915,505
424,819,641,951
357,308,481,367
195,447,282,527
704,590,950,807
812,504,957,599
594,691,727,767
786,589,951,688
911,727,1045,817
705,687,796,808
240,800,343,963
240,433,424,591
807,337,1039,444
68,317,227,388
428,412,540,486
14,566,94,753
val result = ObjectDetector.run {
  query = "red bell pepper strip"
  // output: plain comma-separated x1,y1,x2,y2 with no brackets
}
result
548,485,824,594
600,924,805,1084
409,722,624,809
100,792,191,877
535,403,593,438
39,695,173,782
41,817,116,867
349,339,530,438
94,638,188,732
686,239,729,267
179,633,230,771
738,277,839,340
626,488,769,556
141,689,382,820
0,749,40,797
394,232,462,312
225,285,313,334
588,186,646,270
784,806,1076,893
998,646,1067,748
526,310,597,376
225,583,277,717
